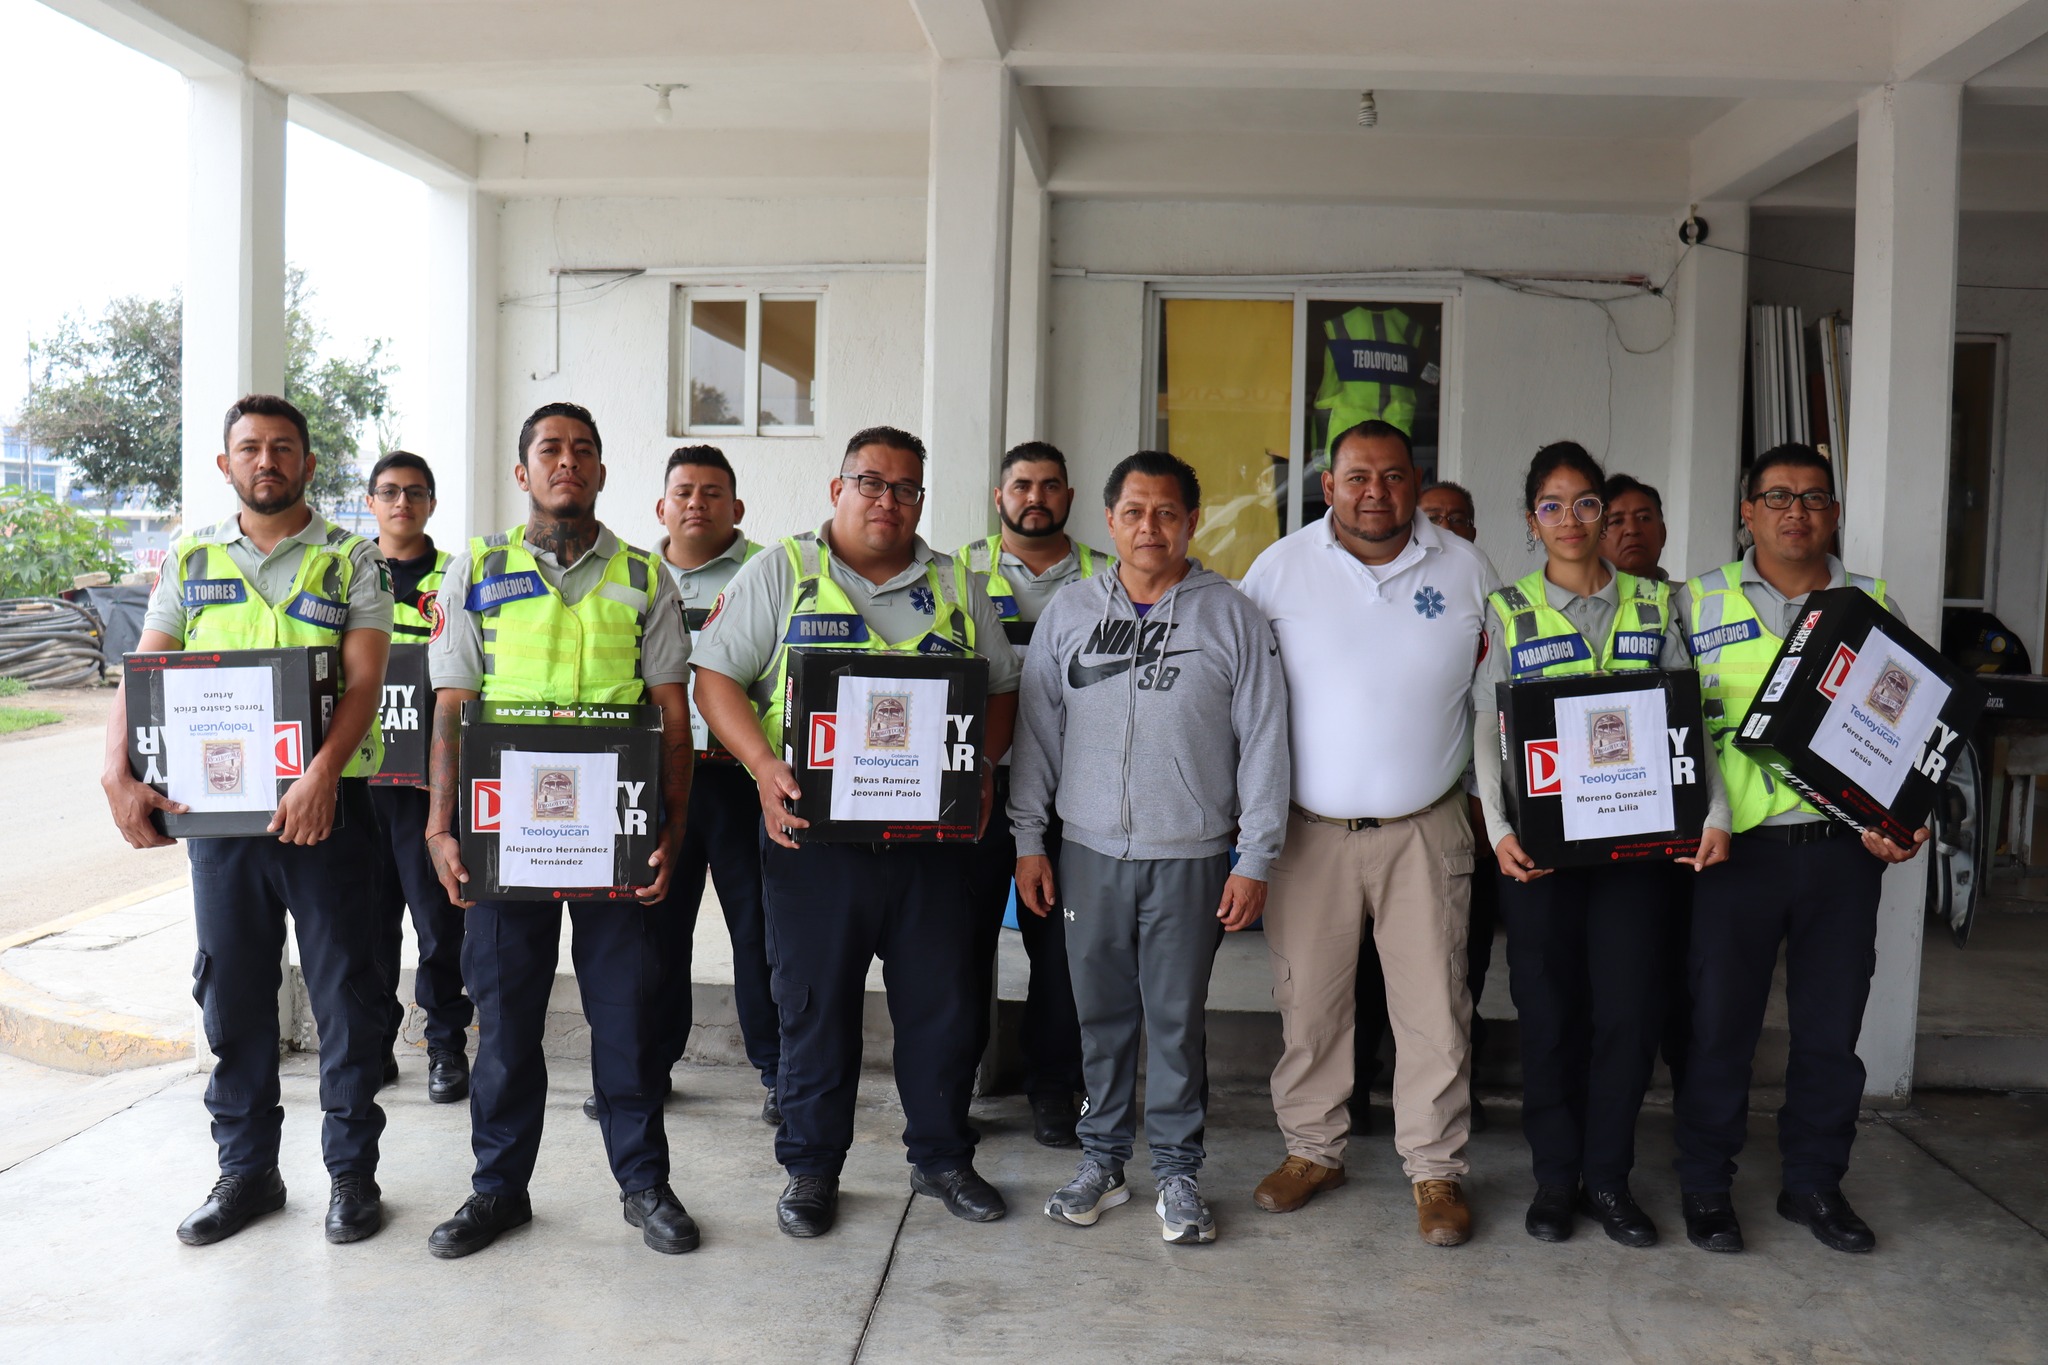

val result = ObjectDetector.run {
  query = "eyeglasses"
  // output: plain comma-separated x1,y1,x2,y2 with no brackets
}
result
370,484,433,505
1533,495,1605,527
1753,488,1836,512
1425,510,1475,531
844,473,926,506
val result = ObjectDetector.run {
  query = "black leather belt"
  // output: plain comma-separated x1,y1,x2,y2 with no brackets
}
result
1740,821,1854,846
1289,797,1439,831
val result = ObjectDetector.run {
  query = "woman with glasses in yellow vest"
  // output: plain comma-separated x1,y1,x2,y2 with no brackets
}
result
1470,441,1731,1250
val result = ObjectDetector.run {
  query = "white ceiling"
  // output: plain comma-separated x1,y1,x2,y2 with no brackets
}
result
1042,87,1741,141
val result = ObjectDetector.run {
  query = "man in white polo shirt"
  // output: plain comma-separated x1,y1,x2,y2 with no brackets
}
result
1239,419,1499,1248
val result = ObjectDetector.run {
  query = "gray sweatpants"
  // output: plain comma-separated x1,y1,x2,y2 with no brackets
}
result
1061,842,1229,1179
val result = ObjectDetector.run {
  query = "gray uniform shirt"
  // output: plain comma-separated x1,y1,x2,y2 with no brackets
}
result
1471,569,1730,850
1674,549,1896,828
143,511,393,643
658,532,757,749
691,524,1022,710
428,523,690,691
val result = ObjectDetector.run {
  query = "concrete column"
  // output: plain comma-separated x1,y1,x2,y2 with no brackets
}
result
1664,202,1748,580
423,185,499,540
1844,81,1963,1104
181,74,288,531
921,60,1015,551
1004,150,1049,450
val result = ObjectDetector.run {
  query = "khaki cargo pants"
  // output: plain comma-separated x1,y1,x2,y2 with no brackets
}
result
1263,788,1475,1181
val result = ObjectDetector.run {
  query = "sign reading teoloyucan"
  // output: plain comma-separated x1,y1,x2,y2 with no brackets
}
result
457,699,663,900
1732,587,1985,846
124,647,341,837
1498,669,1709,868
779,647,989,843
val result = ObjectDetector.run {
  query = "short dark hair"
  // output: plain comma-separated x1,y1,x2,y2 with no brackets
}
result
1330,419,1414,466
1523,441,1606,512
1422,479,1475,512
1602,473,1663,512
843,425,926,466
368,450,435,497
223,394,310,457
1746,442,1835,499
1001,441,1067,477
665,444,736,493
518,401,602,464
1104,450,1200,511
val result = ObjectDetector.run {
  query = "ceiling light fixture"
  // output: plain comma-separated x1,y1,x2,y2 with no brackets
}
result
1357,91,1378,128
647,84,685,125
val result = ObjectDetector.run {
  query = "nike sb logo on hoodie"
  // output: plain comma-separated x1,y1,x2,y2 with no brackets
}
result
1067,618,1197,691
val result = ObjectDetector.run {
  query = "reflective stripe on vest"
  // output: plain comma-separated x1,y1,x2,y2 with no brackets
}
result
958,534,1106,645
758,535,977,751
1686,560,1887,832
470,525,657,705
169,528,384,778
1489,567,1669,681
1315,305,1421,439
391,548,449,640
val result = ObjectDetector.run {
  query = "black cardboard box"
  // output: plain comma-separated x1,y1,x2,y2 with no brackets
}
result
1498,669,1709,868
1732,587,1984,846
124,647,339,838
458,700,663,900
367,643,434,787
779,647,989,843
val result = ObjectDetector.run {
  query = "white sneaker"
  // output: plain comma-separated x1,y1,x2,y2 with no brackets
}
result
1155,1173,1217,1244
1045,1159,1130,1226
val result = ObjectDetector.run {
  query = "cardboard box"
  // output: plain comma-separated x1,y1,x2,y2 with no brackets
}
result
124,647,340,838
1732,587,1985,846
367,643,433,787
458,700,664,900
1497,669,1709,868
779,647,989,843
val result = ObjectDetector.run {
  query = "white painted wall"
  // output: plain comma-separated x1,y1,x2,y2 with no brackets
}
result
491,195,927,550
1044,201,1690,578
1748,211,2048,663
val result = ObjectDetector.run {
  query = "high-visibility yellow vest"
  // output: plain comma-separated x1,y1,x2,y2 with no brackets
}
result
758,534,975,751
390,548,449,641
1686,560,1887,832
466,526,660,705
1490,568,1670,680
169,526,385,777
1315,305,1422,441
955,533,1107,646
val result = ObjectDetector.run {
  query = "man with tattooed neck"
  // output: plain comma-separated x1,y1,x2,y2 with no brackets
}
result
420,402,701,1259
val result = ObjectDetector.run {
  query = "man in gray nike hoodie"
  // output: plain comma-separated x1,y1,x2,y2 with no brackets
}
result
1010,450,1289,1245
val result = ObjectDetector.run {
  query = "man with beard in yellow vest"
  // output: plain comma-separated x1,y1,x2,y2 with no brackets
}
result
693,425,1021,1239
1673,442,1930,1256
101,394,395,1248
954,440,1108,1149
421,402,701,1259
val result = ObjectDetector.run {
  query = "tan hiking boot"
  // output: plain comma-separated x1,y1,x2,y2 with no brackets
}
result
1253,1156,1348,1213
1414,1179,1472,1246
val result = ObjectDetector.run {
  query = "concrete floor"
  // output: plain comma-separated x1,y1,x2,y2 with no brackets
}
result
1,1057,2044,1364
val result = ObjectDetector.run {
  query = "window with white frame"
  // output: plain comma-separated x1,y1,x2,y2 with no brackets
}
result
672,288,821,436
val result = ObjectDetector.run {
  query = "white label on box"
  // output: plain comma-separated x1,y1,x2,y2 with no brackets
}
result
163,666,277,812
829,673,950,823
1805,627,1951,807
496,749,621,887
1762,655,1801,704
1552,686,1675,842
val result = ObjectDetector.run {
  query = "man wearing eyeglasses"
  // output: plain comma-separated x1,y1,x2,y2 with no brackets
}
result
1673,442,1930,1257
1418,481,1478,542
691,425,1022,1238
361,452,471,1106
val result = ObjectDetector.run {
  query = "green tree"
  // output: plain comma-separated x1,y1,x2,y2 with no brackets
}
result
19,273,397,514
0,488,127,596
19,295,182,511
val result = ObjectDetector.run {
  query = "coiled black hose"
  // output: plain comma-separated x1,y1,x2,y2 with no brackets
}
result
0,596,105,688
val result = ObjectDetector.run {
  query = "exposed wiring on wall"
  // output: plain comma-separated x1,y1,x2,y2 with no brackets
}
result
1701,240,2048,292
504,268,647,381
